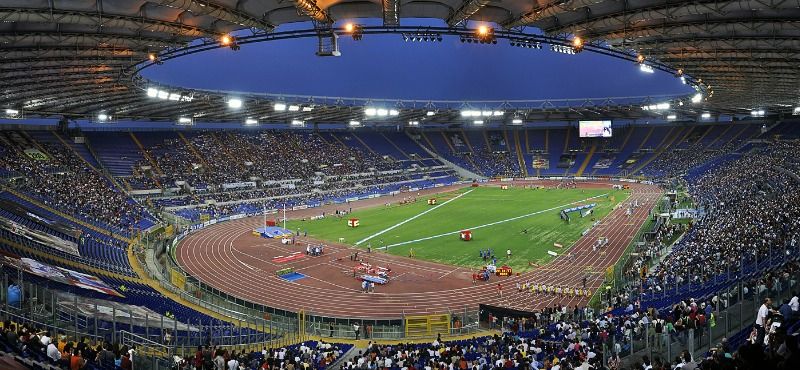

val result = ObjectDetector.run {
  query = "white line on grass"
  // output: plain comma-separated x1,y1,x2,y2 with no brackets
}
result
377,193,609,250
354,189,475,246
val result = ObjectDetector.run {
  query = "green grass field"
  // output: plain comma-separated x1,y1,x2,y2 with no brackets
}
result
286,186,630,272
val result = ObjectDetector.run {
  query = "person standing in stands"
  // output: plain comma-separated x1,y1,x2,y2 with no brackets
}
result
353,322,360,340
70,348,86,370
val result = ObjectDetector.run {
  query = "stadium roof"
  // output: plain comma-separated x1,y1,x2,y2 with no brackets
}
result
1,0,798,123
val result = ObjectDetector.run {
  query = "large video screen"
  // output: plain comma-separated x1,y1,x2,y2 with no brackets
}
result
579,120,613,138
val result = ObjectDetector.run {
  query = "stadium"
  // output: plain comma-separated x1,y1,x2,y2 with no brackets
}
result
0,1,799,370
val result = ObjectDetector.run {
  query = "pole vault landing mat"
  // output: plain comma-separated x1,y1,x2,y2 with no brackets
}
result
253,226,293,238
272,252,305,263
279,272,307,282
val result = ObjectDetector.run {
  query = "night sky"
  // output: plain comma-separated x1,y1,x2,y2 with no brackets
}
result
143,20,693,101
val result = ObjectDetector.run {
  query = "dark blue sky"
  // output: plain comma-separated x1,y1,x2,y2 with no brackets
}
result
143,20,692,101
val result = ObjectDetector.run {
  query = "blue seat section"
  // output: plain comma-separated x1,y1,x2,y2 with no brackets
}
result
84,132,144,177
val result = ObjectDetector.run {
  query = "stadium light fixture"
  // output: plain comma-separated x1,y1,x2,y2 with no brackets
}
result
168,93,181,101
750,110,765,117
794,107,800,115
157,90,169,100
97,113,109,121
426,111,435,116
691,93,703,104
5,109,19,115
245,118,258,125
473,120,484,125
302,106,314,112
349,120,361,126
680,76,686,84
512,119,523,124
493,111,504,116
461,110,481,117
365,108,377,116
274,103,287,111
667,114,677,120
389,109,399,116
288,105,300,112
639,64,655,73
291,120,304,126
701,113,711,119
636,54,645,64
408,121,419,126
146,88,158,97
377,108,389,116
572,37,584,53
481,111,492,117
675,69,683,77
228,98,243,109
177,117,193,125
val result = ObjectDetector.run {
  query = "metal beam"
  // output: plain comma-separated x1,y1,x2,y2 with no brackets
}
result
0,32,187,50
585,19,800,41
539,0,800,34
383,0,400,26
290,0,333,23
152,0,274,31
447,0,491,27
0,8,217,38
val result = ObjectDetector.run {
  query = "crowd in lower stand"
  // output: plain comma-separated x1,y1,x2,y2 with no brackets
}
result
0,132,151,232
630,141,800,301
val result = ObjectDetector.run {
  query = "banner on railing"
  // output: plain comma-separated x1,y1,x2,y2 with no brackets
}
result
3,256,124,297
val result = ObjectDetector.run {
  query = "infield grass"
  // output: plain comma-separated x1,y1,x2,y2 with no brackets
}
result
285,186,629,272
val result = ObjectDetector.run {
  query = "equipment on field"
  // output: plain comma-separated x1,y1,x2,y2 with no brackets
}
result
348,218,360,227
460,230,472,241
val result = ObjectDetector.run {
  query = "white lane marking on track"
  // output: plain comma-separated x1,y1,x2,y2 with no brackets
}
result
354,189,474,246
379,193,609,250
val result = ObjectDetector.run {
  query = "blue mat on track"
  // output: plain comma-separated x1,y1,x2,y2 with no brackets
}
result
279,272,306,282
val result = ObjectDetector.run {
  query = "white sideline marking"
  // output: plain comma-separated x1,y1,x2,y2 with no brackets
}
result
354,189,474,246
378,193,609,250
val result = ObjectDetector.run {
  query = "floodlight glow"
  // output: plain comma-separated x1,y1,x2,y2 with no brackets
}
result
228,98,243,108
480,111,491,117
5,109,19,115
426,111,435,116
473,120,484,125
220,34,233,46
477,25,489,36
389,109,399,116
680,76,686,84
701,113,711,119
377,109,388,116
461,110,480,117
302,106,313,112
794,107,800,115
667,114,677,120
639,64,655,73
493,111,504,116
691,93,703,103
288,105,300,111
274,103,286,111
245,118,258,125
178,117,192,124
168,93,181,101
97,113,109,121
408,121,419,126
512,119,523,124
291,120,304,126
146,88,158,97
344,23,355,33
751,110,765,117
157,90,169,100
349,120,361,126
365,108,377,116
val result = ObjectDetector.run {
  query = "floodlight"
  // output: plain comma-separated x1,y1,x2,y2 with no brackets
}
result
245,118,258,125
228,99,243,109
274,103,287,111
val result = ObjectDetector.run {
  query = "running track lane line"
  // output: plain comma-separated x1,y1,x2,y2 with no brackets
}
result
354,189,474,246
379,192,609,250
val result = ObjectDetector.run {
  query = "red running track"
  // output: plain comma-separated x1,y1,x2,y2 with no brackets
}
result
177,181,662,319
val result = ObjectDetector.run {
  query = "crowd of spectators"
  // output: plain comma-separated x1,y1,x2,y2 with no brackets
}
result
630,141,800,301
173,341,347,370
0,322,134,370
642,141,738,179
469,150,521,178
0,133,151,232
